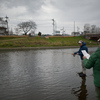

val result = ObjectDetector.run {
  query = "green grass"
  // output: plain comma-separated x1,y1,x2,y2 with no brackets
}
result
0,36,98,48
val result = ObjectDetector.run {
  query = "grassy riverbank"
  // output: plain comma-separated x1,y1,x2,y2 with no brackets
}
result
0,36,98,48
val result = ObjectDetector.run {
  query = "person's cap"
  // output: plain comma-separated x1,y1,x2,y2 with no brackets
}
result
97,38,100,42
78,40,83,44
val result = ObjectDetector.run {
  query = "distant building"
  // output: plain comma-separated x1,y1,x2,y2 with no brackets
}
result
55,31,60,34
54,30,62,36
0,17,9,35
71,32,80,36
0,27,7,35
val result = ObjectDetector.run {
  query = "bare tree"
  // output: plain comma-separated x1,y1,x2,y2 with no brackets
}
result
15,27,21,35
17,21,37,35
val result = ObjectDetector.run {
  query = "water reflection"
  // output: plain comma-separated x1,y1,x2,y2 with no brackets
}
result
0,47,98,100
72,77,88,100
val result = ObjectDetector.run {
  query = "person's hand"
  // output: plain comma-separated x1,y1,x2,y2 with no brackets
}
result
72,53,74,55
77,53,79,55
83,56,87,59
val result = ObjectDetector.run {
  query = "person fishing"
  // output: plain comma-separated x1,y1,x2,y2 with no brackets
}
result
72,40,88,77
83,47,100,99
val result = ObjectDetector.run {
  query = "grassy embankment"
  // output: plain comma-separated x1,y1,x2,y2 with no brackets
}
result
0,36,98,48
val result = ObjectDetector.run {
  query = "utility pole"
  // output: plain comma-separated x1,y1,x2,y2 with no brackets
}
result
5,16,9,35
62,27,64,34
74,21,75,33
52,19,55,35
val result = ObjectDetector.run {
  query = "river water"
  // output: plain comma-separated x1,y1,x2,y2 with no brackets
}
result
0,47,98,100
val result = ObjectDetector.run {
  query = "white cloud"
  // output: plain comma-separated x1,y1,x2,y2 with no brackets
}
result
4,6,27,16
0,0,100,35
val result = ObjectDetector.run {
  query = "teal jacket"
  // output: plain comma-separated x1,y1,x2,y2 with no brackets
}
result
83,47,100,87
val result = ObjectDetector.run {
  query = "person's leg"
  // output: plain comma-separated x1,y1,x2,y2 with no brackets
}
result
95,86,100,100
81,60,86,75
78,61,86,77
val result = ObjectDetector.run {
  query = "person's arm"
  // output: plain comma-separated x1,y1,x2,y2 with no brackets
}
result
83,53,97,69
79,46,88,56
74,48,81,55
72,49,80,56
78,51,83,56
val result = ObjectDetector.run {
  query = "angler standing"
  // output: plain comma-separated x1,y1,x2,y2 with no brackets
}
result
72,40,88,77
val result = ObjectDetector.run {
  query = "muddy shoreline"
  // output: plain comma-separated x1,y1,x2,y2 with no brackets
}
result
0,45,99,50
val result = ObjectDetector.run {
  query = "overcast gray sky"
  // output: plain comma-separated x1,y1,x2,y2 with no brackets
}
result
0,0,100,35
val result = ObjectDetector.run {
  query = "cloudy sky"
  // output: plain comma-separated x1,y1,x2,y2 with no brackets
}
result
0,0,100,35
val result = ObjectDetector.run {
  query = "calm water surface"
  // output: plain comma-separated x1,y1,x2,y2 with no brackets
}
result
0,47,98,100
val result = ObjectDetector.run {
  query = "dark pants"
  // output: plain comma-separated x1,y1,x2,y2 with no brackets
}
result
95,86,100,100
